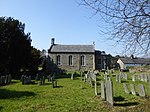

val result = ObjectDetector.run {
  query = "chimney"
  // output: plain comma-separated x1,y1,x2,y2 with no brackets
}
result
51,38,55,45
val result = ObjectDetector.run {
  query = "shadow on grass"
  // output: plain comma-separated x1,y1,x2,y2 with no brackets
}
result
0,106,3,111
114,96,125,102
0,89,36,99
114,102,139,106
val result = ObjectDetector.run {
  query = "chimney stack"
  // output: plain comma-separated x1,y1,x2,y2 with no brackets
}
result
51,38,55,45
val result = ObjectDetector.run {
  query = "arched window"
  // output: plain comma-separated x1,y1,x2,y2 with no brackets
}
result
80,55,85,66
69,55,73,66
56,55,61,65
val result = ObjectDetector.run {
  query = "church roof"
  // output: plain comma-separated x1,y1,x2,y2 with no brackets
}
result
49,44,95,53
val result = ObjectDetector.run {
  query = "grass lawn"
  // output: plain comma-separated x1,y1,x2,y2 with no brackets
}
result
0,71,150,112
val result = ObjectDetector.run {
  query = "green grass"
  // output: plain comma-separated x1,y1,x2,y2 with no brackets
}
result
0,71,150,112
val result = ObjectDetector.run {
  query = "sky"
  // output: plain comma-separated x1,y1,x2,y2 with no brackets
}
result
0,0,123,56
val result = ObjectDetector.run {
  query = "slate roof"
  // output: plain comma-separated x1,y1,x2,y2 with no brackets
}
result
120,57,150,64
49,44,94,53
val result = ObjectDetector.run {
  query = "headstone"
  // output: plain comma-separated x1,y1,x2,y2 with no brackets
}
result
124,74,128,80
39,78,42,85
141,74,144,81
42,76,45,84
55,80,57,87
144,75,148,82
130,84,136,95
80,71,83,81
105,80,113,106
132,75,135,82
119,74,121,83
104,75,108,82
94,81,97,95
51,77,55,88
116,74,119,82
29,76,31,83
138,84,145,97
21,75,25,85
48,75,51,82
148,76,150,95
71,73,74,80
148,75,150,82
87,77,93,87
8,74,11,84
101,81,106,100
123,83,130,94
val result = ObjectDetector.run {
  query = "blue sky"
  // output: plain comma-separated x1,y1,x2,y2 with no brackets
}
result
0,0,122,56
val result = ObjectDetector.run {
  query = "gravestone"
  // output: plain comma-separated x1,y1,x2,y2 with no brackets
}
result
21,75,25,85
94,81,98,95
106,80,114,106
132,75,135,82
101,81,106,100
141,74,144,81
119,74,121,83
51,77,55,88
116,74,119,82
124,74,128,80
138,84,145,97
29,76,31,83
8,74,11,84
55,80,57,87
48,75,52,82
87,76,93,87
148,75,150,82
144,75,147,82
130,84,136,95
123,83,130,94
80,71,83,81
104,75,108,82
42,76,45,84
71,73,74,80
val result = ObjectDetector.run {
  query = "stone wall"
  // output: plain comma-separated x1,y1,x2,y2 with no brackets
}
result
49,53,94,71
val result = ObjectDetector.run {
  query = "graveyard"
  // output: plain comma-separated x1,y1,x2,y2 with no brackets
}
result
0,70,150,112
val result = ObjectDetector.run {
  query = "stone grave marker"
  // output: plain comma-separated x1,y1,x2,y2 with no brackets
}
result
119,74,121,83
141,74,144,81
132,75,135,82
71,73,74,80
106,80,113,106
101,81,106,100
123,83,130,94
148,75,150,82
138,84,145,97
130,84,136,95
144,75,148,82
124,74,128,80
8,74,11,84
94,81,98,96
116,74,119,82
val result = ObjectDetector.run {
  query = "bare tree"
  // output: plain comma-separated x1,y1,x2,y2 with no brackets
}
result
80,0,150,56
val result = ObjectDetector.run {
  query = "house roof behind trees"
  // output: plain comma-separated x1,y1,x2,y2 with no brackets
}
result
120,57,150,64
